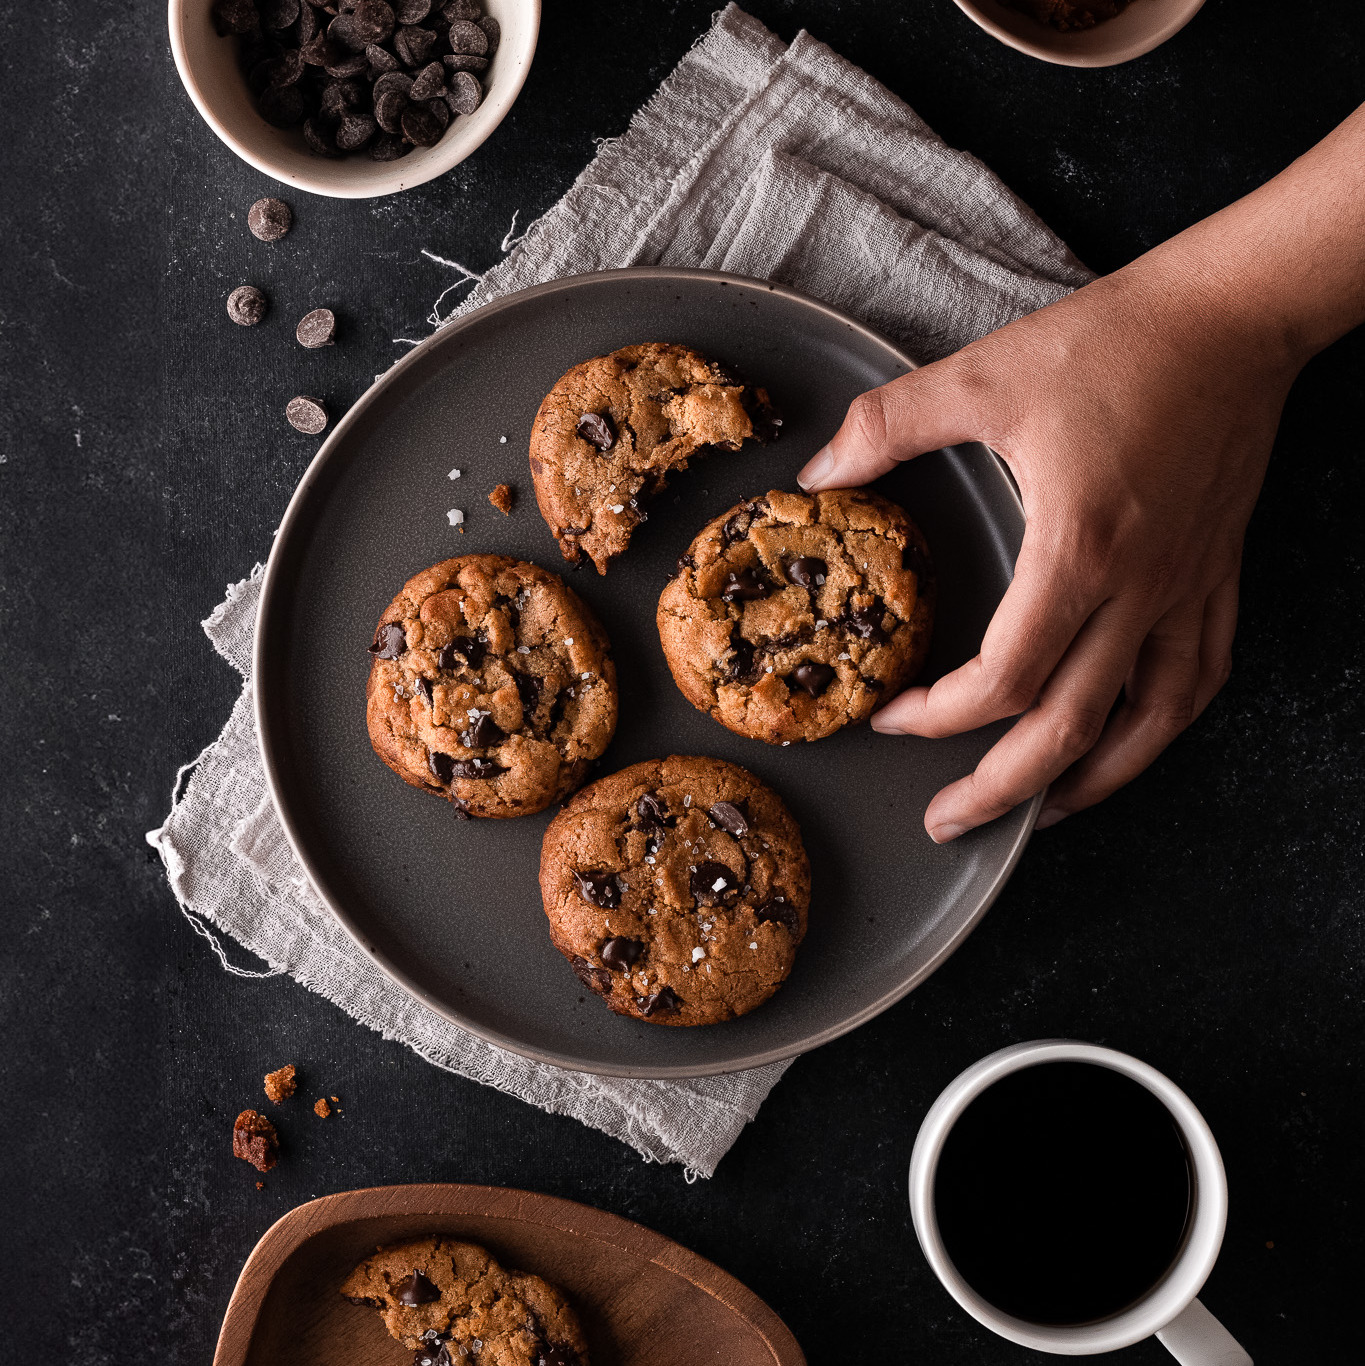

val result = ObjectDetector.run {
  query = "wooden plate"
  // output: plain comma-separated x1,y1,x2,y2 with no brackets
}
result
214,1183,805,1366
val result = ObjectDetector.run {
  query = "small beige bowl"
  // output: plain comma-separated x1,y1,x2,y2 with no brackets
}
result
953,0,1205,67
168,0,540,198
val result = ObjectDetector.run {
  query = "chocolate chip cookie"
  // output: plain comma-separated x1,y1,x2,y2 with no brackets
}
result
657,489,933,745
528,343,779,574
539,756,810,1027
366,556,617,819
342,1236,589,1365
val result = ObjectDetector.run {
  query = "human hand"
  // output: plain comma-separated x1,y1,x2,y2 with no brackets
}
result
798,260,1301,841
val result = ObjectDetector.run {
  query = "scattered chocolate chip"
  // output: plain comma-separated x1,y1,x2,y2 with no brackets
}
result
248,197,294,241
213,0,260,36
366,41,400,74
575,412,615,451
428,750,455,784
437,634,484,669
791,661,835,696
393,22,437,66
336,111,378,150
323,50,369,78
393,0,430,20
226,284,268,326
449,757,504,779
395,1270,441,1306
369,622,406,657
413,676,433,706
720,567,772,603
446,17,488,52
373,68,415,99
845,599,890,643
756,896,799,936
600,936,644,972
370,131,407,160
691,860,738,903
636,791,670,829
569,955,612,994
443,0,481,17
574,870,621,909
374,87,409,134
445,69,483,114
401,100,444,146
708,801,749,836
286,395,328,434
303,115,342,156
477,14,499,50
460,712,504,749
636,986,681,1018
784,556,827,590
260,84,308,125
442,52,488,72
296,307,337,348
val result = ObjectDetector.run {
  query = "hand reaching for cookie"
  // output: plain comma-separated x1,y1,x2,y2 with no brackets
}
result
799,102,1365,841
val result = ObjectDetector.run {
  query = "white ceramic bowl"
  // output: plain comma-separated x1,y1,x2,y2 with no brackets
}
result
953,0,1205,67
168,0,540,198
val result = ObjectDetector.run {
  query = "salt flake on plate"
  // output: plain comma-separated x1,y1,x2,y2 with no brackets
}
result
447,508,464,526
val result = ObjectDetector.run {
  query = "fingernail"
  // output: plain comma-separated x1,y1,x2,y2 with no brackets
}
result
928,822,969,845
796,445,833,490
1034,807,1066,830
869,712,902,734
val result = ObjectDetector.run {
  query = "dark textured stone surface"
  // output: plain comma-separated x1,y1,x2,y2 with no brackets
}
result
1,1,1361,1362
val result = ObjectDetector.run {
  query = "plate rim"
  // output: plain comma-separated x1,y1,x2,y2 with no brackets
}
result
253,265,1038,1079
212,1182,807,1366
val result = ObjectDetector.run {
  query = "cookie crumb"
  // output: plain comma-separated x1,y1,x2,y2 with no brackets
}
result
256,1181,265,1190
488,483,514,515
263,1063,297,1103
233,1109,280,1172
314,1097,332,1118
330,1095,340,1104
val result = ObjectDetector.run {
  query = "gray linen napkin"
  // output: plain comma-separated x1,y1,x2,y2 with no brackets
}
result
148,3,1090,1178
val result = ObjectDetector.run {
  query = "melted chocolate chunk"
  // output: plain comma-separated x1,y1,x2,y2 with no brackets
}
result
569,954,612,994
791,661,835,696
574,869,621,909
740,387,782,443
413,676,433,707
720,567,772,603
690,860,739,904
635,791,670,829
535,1344,577,1366
428,751,454,784
636,986,681,1018
600,936,644,972
674,552,695,578
784,556,827,590
369,622,406,658
845,599,890,643
395,1270,440,1306
756,896,799,936
902,541,931,581
449,757,504,779
708,801,749,836
460,712,504,749
720,505,755,546
576,412,615,451
723,633,758,684
513,671,541,716
438,634,485,670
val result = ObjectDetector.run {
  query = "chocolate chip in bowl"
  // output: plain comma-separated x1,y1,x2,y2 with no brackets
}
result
169,0,539,197
952,0,1205,67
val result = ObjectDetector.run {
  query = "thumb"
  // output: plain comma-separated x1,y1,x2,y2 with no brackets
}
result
797,359,978,491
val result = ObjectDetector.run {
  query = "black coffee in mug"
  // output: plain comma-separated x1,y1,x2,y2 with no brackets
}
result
933,1061,1192,1325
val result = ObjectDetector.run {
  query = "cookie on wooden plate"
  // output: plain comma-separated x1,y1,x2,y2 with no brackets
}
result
341,1235,589,1364
658,489,933,744
528,343,779,573
539,756,810,1027
365,555,617,819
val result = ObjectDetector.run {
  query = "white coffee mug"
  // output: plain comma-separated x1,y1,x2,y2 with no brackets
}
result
908,1040,1253,1363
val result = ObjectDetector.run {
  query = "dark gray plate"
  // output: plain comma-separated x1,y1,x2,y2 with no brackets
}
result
255,268,1035,1078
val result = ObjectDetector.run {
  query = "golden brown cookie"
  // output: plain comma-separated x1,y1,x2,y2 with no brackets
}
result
366,556,617,819
528,343,778,573
657,489,933,745
341,1236,589,1365
539,756,810,1027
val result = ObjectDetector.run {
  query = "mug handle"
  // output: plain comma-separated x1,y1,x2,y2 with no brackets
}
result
1156,1298,1253,1365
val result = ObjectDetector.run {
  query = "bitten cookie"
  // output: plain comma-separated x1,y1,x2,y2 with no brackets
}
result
366,556,617,819
539,756,810,1027
657,489,933,745
341,1236,589,1365
528,343,779,574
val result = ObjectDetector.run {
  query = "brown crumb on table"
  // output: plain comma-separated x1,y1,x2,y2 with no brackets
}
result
331,1095,340,1104
489,483,514,515
256,1181,265,1190
233,1109,280,1172
314,1097,332,1118
263,1063,297,1103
